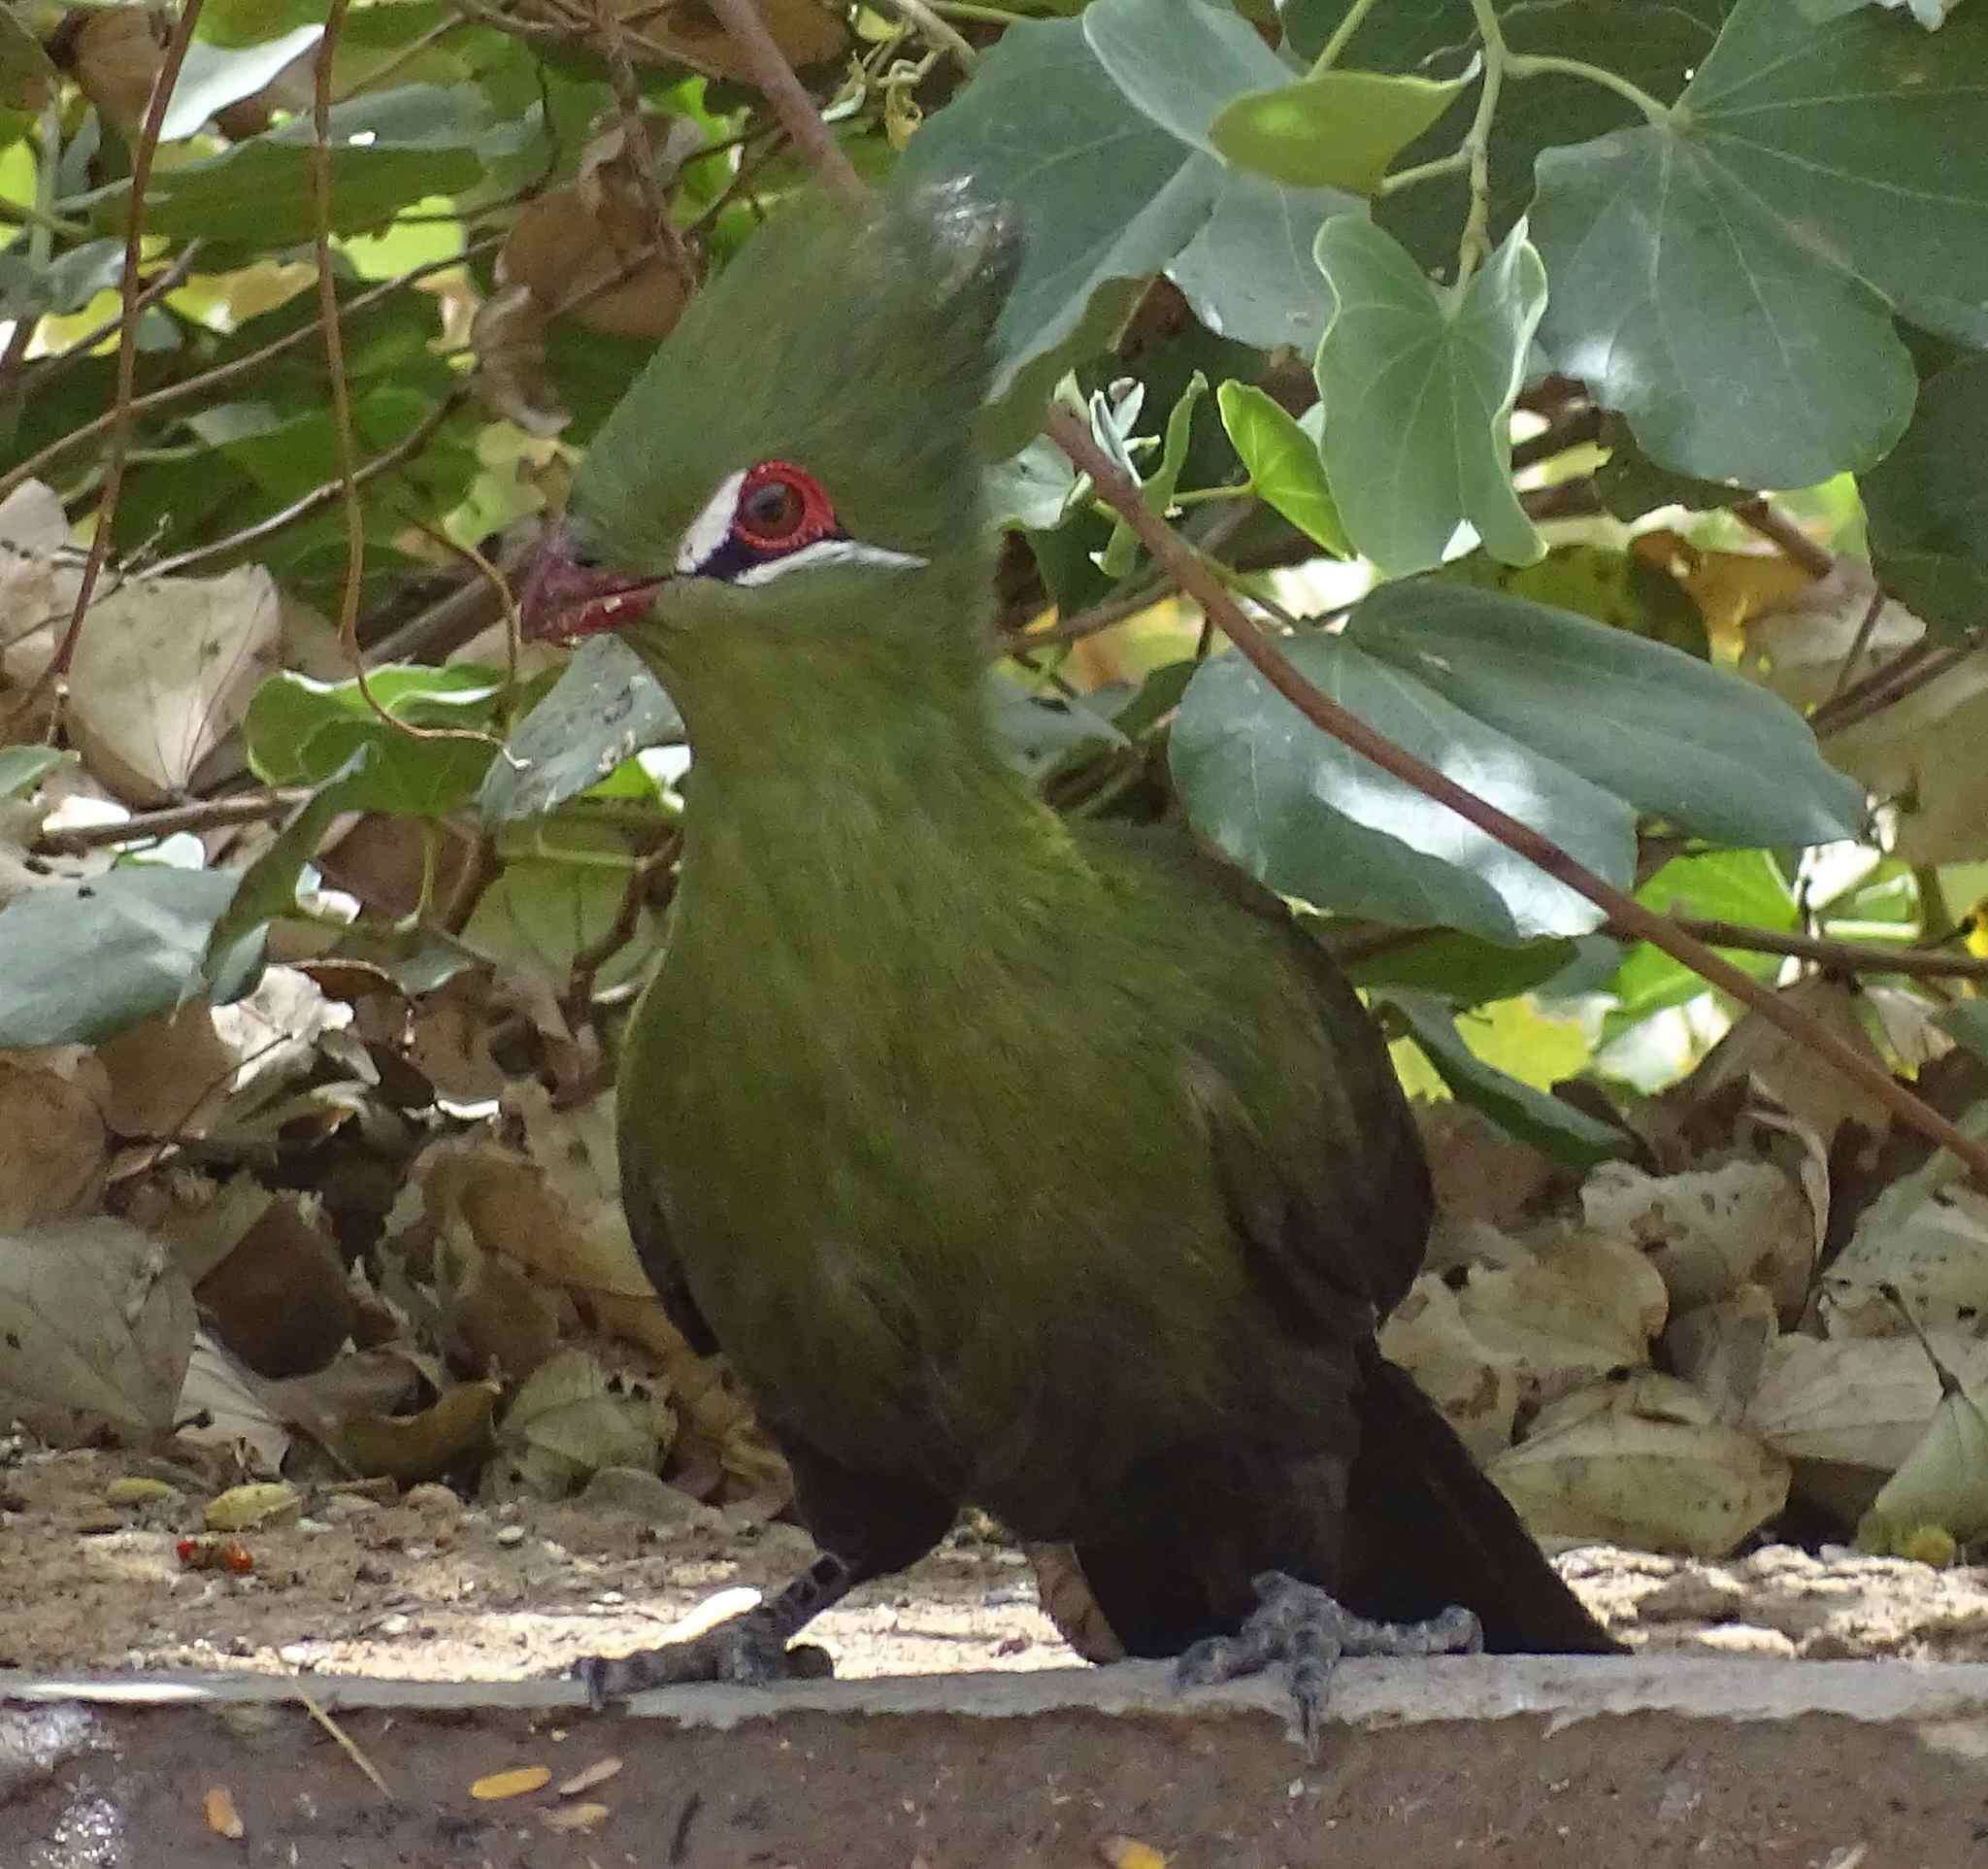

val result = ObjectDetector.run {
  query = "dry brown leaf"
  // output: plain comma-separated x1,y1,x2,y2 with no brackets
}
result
471,1765,551,1801
66,564,282,805
204,1480,301,1531
1664,1285,1778,1425
488,1348,668,1500
173,1329,293,1474
1096,1837,1170,1869
1746,1332,1988,1474
1581,1155,1817,1322
0,1051,108,1229
470,283,569,438
335,1381,502,1484
1376,1275,1520,1463
67,7,165,139
1827,1185,1988,1334
1454,1228,1668,1403
194,1195,352,1380
0,1217,194,1438
556,1755,622,1796
94,1003,238,1140
1740,555,1924,713
1693,974,1896,1144
498,184,693,341
1490,1373,1789,1555
515,0,846,81
202,1785,245,1841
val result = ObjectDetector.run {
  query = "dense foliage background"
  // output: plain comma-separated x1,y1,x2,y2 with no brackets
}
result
5,0,1988,1566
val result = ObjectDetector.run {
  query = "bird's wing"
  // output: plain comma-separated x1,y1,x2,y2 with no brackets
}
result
615,1070,719,1357
1100,825,1433,1325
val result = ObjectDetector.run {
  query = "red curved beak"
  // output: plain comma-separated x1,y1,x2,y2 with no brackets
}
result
517,524,665,643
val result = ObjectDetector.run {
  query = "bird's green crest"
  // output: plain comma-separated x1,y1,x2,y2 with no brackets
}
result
572,181,1021,582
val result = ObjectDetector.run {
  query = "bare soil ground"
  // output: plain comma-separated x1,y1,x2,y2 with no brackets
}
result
9,1449,1988,1866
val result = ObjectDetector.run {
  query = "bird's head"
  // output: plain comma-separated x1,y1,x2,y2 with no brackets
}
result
519,181,1022,699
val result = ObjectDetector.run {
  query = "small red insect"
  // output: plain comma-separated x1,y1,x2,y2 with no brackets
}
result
177,1535,255,1575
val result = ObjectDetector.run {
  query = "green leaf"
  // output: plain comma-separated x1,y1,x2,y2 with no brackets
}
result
0,6,58,111
245,666,501,818
1938,1001,1988,1067
74,86,486,246
481,637,684,823
203,747,377,980
1212,69,1470,193
989,435,1081,532
0,869,263,1049
1534,0,1988,484
1080,0,1293,154
1371,0,1724,282
1101,370,1208,576
1216,382,1346,554
159,25,324,140
1387,989,1628,1166
1167,170,1353,352
1171,633,1635,941
894,18,1216,440
1341,927,1579,1005
1862,352,1988,638
1314,217,1544,575
984,683,1129,784
1607,848,1795,1024
0,240,124,321
1348,581,1867,846
0,747,70,800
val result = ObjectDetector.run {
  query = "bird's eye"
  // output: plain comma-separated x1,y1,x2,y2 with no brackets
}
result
732,460,836,553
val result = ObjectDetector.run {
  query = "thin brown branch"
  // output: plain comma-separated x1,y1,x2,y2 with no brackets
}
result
1654,918,1988,985
1811,636,1981,741
1827,583,1889,703
1734,495,1834,581
1509,403,1604,474
704,0,867,207
149,388,470,576
34,788,310,854
20,242,205,400
38,0,206,709
716,0,1988,1189
1045,404,1988,1186
0,243,496,505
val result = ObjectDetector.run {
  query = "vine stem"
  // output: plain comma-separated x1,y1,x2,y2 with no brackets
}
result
1312,0,1386,72
711,1,1988,1189
23,0,206,726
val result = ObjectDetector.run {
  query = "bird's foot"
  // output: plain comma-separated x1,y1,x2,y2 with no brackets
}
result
1174,1571,1482,1757
576,1610,834,1710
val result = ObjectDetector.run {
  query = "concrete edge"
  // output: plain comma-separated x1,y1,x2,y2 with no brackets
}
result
7,1655,1988,1733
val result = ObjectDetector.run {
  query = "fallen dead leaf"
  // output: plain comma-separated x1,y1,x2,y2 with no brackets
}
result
202,1785,245,1840
556,1755,623,1796
471,1764,551,1801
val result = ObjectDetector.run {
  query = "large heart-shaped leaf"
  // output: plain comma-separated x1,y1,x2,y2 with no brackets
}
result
0,869,262,1048
894,17,1217,433
1171,634,1634,940
1533,0,1988,484
1314,217,1544,574
1348,580,1867,846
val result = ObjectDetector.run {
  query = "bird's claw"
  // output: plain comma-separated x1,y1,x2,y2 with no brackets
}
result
576,1613,834,1710
1173,1571,1482,1757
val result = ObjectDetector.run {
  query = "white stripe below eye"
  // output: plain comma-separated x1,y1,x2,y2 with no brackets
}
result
732,539,929,586
675,469,746,575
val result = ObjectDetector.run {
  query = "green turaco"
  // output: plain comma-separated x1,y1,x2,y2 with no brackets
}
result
520,180,1615,1743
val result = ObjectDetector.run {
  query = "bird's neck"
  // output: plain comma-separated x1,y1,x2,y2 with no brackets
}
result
663,636,1072,964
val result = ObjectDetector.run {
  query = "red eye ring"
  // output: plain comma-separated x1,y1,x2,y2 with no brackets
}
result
732,460,838,553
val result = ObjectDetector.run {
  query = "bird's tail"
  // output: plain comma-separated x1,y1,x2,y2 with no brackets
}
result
1344,1341,1620,1653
